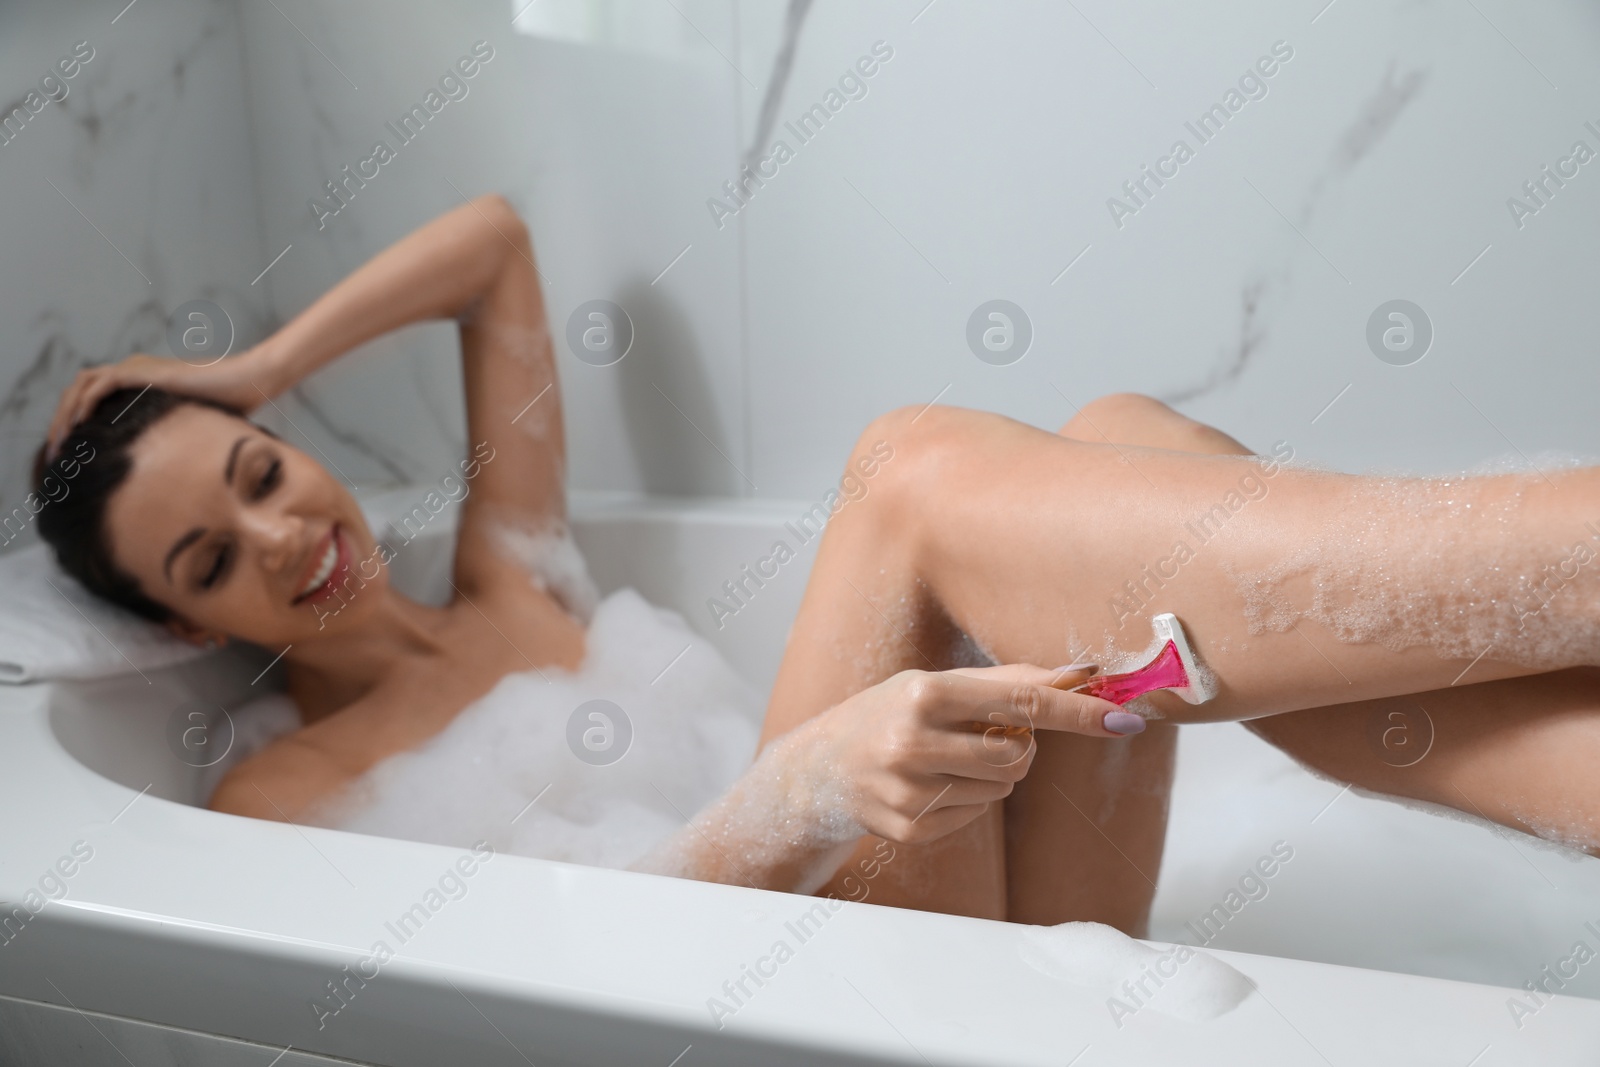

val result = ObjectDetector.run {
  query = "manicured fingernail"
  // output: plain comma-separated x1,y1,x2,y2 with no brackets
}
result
1104,711,1146,736
1054,662,1099,674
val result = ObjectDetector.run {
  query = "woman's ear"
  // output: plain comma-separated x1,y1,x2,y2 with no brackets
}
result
165,616,227,650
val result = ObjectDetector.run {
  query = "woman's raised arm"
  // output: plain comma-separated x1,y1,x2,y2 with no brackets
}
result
44,194,567,594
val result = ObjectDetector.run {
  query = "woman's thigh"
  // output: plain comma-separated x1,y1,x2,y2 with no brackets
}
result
1002,718,1177,930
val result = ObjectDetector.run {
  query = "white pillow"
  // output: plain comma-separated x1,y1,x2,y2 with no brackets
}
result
0,544,208,684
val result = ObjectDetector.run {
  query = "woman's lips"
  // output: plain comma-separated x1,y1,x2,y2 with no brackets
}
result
293,524,350,606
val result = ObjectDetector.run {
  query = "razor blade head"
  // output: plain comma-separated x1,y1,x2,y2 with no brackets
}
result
1152,613,1215,704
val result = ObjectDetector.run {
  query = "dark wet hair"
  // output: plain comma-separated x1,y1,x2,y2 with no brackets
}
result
32,386,247,623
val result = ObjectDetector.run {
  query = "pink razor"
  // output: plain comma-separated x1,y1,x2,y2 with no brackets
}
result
1077,613,1215,706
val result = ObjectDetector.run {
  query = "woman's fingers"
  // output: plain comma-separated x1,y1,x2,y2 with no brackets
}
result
45,371,99,460
947,662,1098,690
874,771,1014,816
43,353,273,461
924,774,1018,810
899,801,994,843
951,719,1038,777
910,666,1138,739
46,367,124,459
44,356,176,459
991,664,1150,735
818,663,1146,847
72,370,121,429
873,796,995,844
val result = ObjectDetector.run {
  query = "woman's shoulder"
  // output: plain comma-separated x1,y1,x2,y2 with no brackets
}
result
210,659,488,821
206,722,361,823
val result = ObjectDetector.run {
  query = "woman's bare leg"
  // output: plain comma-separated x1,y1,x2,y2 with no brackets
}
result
1052,394,1600,856
754,403,1249,921
760,397,1600,916
750,450,1173,924
758,398,1600,921
755,509,1009,917
1246,669,1600,855
1001,696,1176,930
808,404,1598,726
1001,402,1194,930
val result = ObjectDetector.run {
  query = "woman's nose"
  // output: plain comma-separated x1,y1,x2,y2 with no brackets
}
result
244,510,306,571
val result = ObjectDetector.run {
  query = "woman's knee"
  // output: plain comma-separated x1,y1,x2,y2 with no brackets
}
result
837,405,942,541
1060,393,1250,455
850,404,961,486
1056,393,1180,439
855,401,978,447
837,404,1003,548
850,404,1034,506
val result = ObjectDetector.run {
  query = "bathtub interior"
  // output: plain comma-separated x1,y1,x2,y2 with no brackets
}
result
47,489,804,809
43,489,1600,1002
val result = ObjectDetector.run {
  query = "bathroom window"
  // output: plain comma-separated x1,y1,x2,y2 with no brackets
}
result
509,0,716,61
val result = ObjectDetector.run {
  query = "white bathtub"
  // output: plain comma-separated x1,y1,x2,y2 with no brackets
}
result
2,492,1597,1066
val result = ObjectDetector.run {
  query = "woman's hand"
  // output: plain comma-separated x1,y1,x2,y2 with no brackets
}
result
793,664,1134,846
44,350,280,460
634,664,1136,894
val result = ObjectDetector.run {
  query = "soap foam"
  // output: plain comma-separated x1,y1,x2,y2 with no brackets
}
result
1231,469,1600,671
311,588,762,870
493,522,602,623
1018,921,1254,1024
632,726,866,894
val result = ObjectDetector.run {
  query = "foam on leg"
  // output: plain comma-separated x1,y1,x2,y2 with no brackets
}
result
1231,469,1600,671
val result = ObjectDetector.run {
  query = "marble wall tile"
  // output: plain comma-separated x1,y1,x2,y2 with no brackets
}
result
6,0,1600,540
236,0,749,497
0,0,270,547
736,0,1600,496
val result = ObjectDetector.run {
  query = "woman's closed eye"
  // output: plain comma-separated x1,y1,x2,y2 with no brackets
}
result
194,456,279,590
198,540,233,590
253,457,282,500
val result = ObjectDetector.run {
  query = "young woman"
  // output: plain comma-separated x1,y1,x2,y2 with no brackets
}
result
36,197,1599,935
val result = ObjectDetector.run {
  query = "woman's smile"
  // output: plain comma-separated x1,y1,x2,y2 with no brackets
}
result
292,523,347,606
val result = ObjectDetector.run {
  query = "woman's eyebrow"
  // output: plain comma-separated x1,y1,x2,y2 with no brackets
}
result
164,528,204,584
224,435,249,485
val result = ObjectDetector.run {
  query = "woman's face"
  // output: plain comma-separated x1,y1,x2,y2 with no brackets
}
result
104,404,389,645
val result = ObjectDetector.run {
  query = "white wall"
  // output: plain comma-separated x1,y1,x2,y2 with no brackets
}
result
0,0,270,543
735,0,1600,494
7,0,1600,524
0,0,755,533
235,0,750,497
